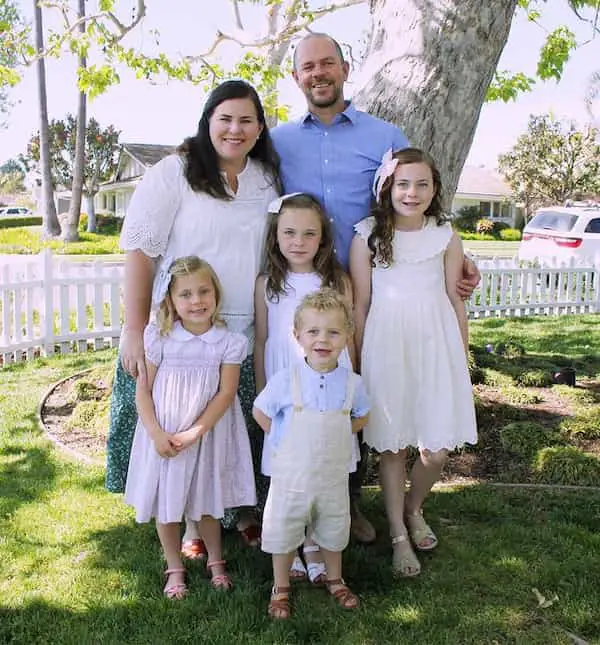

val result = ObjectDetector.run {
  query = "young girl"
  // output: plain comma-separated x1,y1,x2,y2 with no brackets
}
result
349,148,477,578
124,256,256,598
254,192,356,584
253,288,370,619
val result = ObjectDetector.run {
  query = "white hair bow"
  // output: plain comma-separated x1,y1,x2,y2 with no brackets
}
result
151,256,174,308
372,148,399,203
267,192,304,214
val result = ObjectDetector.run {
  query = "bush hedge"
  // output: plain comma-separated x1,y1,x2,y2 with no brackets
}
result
499,228,522,241
532,446,600,486
0,216,42,229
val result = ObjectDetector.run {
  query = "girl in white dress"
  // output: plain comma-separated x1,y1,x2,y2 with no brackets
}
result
349,148,477,578
125,256,256,599
254,193,356,584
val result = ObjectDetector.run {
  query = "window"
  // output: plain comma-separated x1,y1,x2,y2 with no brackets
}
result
479,201,491,218
584,218,600,234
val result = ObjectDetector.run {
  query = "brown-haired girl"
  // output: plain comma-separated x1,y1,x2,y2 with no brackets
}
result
350,148,477,578
124,256,256,598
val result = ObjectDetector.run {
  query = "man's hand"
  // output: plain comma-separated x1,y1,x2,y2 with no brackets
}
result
457,255,481,300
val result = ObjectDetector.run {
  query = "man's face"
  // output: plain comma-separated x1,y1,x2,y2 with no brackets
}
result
292,36,349,111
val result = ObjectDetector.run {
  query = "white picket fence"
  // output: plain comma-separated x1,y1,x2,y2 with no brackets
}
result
0,250,599,364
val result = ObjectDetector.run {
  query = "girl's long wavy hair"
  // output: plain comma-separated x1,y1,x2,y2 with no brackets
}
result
157,256,225,336
262,193,347,302
369,147,447,267
177,80,281,199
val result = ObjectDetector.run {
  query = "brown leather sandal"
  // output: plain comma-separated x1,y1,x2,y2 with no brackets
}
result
324,578,359,609
268,585,292,619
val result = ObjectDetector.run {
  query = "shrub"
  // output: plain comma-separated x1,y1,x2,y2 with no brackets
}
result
501,387,543,405
532,446,600,486
475,218,495,235
499,421,557,459
559,408,600,440
458,232,496,241
79,213,123,234
495,340,525,359
453,205,481,232
514,369,553,388
0,216,43,229
73,379,102,402
499,228,522,241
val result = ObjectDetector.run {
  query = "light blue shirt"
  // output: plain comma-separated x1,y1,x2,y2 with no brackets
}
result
254,360,370,453
271,102,409,268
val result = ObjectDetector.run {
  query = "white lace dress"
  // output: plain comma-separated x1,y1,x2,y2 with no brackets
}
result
355,217,477,453
124,322,256,523
119,154,279,346
260,271,356,474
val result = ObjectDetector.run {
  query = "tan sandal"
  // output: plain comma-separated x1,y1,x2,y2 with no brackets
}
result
206,560,232,591
324,578,359,609
406,510,438,551
268,585,292,619
163,568,188,600
391,535,421,577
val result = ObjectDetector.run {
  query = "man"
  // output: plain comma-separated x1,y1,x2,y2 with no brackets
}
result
271,33,479,543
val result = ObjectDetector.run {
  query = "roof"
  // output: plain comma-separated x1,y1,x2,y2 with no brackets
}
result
121,143,176,167
456,165,511,198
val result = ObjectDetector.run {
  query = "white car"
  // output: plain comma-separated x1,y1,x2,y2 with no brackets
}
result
0,206,32,217
518,205,600,265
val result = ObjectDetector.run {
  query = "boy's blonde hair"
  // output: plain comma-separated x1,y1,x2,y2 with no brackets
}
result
156,256,225,335
293,287,354,332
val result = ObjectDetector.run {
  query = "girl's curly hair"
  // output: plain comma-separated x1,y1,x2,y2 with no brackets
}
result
262,193,347,301
369,147,447,267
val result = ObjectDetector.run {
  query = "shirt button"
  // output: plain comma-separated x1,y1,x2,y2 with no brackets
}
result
320,384,324,389
329,218,334,222
324,159,329,164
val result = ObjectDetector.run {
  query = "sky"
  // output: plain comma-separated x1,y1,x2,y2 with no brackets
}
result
1,0,599,170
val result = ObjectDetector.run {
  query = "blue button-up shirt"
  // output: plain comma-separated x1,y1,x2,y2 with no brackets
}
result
271,102,409,268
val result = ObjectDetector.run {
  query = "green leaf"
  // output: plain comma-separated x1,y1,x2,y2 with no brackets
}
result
537,27,577,81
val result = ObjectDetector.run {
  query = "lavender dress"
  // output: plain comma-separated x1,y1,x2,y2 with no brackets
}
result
124,321,256,523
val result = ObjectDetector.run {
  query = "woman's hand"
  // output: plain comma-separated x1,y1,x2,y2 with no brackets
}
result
456,256,481,300
120,328,147,384
174,427,203,452
153,430,179,458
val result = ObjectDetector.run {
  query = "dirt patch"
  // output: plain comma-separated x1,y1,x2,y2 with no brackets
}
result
40,372,600,483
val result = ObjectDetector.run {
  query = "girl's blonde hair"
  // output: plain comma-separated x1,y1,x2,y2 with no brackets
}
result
293,287,354,333
262,193,347,301
156,256,225,335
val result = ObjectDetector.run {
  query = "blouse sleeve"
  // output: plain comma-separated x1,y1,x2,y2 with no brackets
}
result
143,322,163,366
223,332,249,365
119,154,185,258
353,216,375,243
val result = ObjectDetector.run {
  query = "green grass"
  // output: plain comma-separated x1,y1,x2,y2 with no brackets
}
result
2,321,600,644
462,240,521,257
0,227,121,255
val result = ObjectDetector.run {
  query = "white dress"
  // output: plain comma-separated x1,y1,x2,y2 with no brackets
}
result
260,271,356,475
356,217,477,453
119,154,278,348
124,322,257,523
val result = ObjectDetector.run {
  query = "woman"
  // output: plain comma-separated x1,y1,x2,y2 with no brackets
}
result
106,79,280,551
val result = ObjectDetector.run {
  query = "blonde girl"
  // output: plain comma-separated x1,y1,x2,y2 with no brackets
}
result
124,256,256,598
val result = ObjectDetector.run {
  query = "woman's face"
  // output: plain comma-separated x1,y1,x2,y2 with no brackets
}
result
208,97,264,168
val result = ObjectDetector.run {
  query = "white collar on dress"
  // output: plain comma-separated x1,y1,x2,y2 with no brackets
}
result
170,321,228,343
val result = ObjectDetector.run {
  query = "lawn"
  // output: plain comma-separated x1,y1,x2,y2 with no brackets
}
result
1,318,600,644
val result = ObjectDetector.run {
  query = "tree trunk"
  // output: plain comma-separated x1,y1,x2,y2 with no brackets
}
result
354,0,518,207
64,0,86,242
33,0,60,238
85,191,96,232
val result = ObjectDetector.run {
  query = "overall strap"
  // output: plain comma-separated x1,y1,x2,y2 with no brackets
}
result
291,366,304,411
341,372,356,414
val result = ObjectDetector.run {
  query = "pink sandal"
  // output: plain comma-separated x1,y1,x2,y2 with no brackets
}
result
163,568,188,600
181,538,207,560
206,560,233,591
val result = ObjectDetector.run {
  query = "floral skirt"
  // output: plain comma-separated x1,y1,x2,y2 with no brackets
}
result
105,355,269,528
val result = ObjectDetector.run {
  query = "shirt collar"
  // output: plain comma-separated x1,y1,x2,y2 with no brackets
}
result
300,357,343,379
170,321,228,343
300,101,357,126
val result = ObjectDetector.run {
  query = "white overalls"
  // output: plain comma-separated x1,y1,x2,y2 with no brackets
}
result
261,367,356,554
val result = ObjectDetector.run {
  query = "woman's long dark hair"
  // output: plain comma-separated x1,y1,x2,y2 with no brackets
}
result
369,147,447,267
262,193,347,301
177,80,281,199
